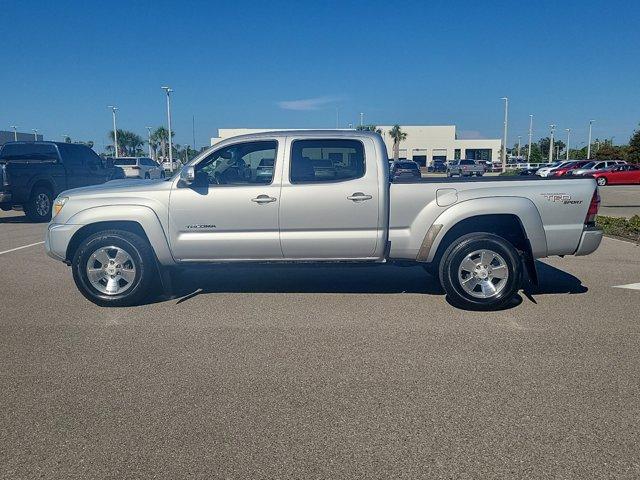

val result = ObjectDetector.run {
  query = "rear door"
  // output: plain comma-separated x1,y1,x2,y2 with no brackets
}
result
278,137,380,259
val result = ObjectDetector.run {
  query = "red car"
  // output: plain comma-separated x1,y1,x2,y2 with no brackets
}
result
590,164,640,186
550,160,591,176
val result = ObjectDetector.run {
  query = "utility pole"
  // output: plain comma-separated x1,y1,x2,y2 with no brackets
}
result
501,97,509,172
359,112,364,127
108,105,118,157
549,124,555,162
587,119,594,159
517,135,522,158
527,115,533,162
161,86,174,172
192,115,196,151
565,128,571,160
146,126,153,159
10,125,18,141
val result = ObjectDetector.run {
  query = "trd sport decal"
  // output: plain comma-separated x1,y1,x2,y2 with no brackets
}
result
541,193,583,205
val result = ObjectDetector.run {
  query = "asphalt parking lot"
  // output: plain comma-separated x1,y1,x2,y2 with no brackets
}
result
1,204,639,479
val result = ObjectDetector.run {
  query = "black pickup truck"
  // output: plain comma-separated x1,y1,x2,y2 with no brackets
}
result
0,142,124,221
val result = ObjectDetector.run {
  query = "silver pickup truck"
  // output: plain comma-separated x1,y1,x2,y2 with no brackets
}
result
447,159,485,177
45,130,603,310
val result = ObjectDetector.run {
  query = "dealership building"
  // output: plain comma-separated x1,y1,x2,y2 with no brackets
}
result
210,125,501,166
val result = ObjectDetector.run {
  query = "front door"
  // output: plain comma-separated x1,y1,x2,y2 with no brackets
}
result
169,139,283,261
278,137,380,259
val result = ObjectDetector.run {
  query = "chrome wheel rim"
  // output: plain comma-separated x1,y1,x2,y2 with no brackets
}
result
86,246,137,295
458,249,509,299
35,193,50,216
597,177,606,186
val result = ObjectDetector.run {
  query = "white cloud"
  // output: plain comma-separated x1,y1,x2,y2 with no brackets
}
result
277,95,342,111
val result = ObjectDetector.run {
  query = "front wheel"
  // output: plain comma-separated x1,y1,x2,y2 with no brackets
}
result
596,176,607,186
439,233,522,310
72,229,157,307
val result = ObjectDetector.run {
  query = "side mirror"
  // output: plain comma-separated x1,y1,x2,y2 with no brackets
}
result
179,166,196,186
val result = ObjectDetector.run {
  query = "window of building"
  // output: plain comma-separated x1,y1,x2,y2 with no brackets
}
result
454,149,461,160
290,139,365,184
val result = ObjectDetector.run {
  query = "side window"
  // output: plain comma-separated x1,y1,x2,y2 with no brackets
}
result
195,140,277,185
58,144,85,174
290,139,365,184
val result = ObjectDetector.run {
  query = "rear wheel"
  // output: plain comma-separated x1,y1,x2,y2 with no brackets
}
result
25,187,53,222
596,176,607,186
439,233,522,310
72,229,156,307
144,172,151,179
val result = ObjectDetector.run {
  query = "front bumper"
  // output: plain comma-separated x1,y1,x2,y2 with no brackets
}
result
574,226,603,256
45,223,84,262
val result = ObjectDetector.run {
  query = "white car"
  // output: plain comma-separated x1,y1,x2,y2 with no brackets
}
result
536,161,571,177
114,157,165,179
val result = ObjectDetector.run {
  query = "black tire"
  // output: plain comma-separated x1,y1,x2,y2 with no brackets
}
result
438,233,522,310
596,176,607,186
160,171,166,179
72,229,156,307
144,173,151,179
25,186,53,222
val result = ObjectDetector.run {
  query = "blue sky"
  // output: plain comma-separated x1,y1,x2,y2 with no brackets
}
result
1,0,639,150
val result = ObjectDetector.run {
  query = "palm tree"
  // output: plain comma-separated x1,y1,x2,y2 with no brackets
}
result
107,129,144,156
150,127,173,161
388,125,407,161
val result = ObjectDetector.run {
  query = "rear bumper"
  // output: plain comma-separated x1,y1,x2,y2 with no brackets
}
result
574,226,603,256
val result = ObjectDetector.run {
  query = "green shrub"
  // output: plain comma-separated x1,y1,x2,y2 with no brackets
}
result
596,215,640,241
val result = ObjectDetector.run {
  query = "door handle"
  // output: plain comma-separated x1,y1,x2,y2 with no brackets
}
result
347,192,373,202
251,194,277,204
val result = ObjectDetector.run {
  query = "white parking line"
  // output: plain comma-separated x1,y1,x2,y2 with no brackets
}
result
0,241,45,256
612,283,640,290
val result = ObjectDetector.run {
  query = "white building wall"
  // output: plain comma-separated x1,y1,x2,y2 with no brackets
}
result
211,126,501,165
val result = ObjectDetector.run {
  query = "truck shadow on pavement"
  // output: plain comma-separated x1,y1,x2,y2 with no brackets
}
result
164,260,587,310
0,215,32,224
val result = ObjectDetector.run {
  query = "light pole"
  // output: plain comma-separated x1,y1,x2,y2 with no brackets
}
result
348,123,353,129
517,135,522,158
549,124,555,162
10,125,18,141
359,112,364,127
32,129,38,141
161,86,174,172
108,105,118,157
565,128,571,160
146,126,153,159
527,114,533,162
587,119,594,159
500,97,508,172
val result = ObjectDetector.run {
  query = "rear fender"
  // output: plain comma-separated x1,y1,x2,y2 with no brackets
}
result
424,196,548,262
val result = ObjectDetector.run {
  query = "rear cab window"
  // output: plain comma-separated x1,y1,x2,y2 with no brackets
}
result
289,139,365,184
0,143,59,162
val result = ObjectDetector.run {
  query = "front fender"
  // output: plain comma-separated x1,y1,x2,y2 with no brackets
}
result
67,205,175,264
424,196,548,262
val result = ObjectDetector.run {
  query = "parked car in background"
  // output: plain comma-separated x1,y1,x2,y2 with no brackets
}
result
549,160,591,177
428,160,447,172
536,161,573,177
0,141,123,221
114,157,165,179
568,160,626,176
586,164,640,186
446,159,484,177
46,130,602,310
161,160,181,172
390,160,421,180
255,158,275,183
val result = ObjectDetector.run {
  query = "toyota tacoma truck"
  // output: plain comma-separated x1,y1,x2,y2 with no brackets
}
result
446,159,485,177
45,130,603,310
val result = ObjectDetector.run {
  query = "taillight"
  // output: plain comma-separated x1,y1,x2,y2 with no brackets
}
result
586,188,600,224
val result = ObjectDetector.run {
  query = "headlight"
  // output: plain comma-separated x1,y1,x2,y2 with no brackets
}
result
53,196,69,217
